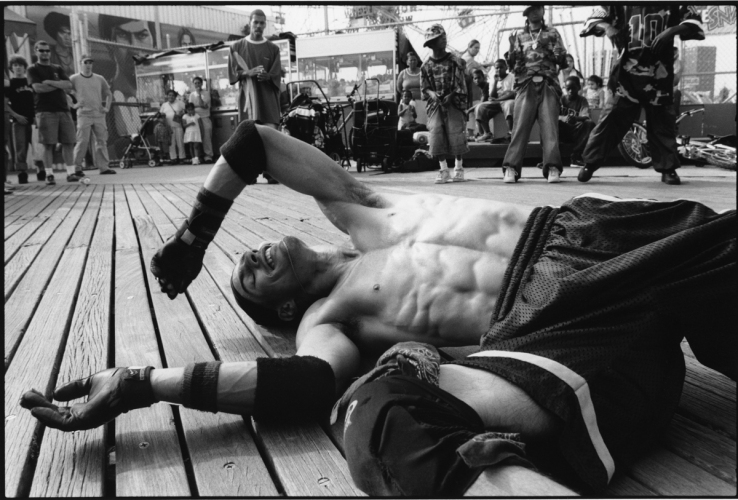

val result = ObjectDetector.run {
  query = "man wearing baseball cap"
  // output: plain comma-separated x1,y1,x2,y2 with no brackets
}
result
501,5,568,184
420,24,470,184
70,54,116,176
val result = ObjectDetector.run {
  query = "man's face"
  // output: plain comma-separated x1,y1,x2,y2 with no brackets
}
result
82,60,94,74
231,237,309,309
250,15,266,39
473,74,486,87
11,63,26,78
56,27,72,49
35,45,52,64
526,7,545,23
428,34,447,52
494,61,507,78
113,20,154,51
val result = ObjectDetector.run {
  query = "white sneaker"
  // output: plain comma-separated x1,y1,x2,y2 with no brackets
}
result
434,169,452,184
547,168,561,183
503,169,518,184
452,168,465,182
192,157,200,165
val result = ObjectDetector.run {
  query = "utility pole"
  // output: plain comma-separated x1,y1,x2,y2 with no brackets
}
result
324,5,329,34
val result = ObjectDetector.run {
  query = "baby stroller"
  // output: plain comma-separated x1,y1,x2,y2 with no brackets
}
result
280,80,350,168
119,111,161,168
350,78,399,172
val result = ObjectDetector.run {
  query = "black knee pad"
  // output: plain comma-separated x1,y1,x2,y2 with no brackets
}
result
343,375,485,496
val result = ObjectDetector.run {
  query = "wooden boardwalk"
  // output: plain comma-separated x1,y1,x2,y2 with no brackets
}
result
4,166,736,497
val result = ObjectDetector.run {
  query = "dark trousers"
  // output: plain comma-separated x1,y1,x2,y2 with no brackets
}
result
582,94,679,172
503,80,562,174
11,121,33,171
560,119,595,160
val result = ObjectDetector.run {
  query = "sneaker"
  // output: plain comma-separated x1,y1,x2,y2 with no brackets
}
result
452,168,465,182
36,171,47,181
570,157,585,168
4,188,13,195
18,172,28,184
547,168,561,183
4,181,16,191
192,157,200,165
100,170,117,175
577,166,595,183
203,156,213,163
475,133,493,143
66,174,80,182
73,170,86,178
503,168,518,183
434,169,452,184
46,175,56,186
661,170,681,185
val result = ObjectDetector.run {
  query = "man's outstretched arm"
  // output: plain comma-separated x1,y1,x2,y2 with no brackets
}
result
21,324,361,431
152,121,384,299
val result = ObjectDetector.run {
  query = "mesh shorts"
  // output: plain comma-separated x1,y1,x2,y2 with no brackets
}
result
452,193,737,492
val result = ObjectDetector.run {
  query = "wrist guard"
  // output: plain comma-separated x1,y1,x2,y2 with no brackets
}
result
254,356,336,423
181,361,222,413
219,120,267,185
177,188,233,250
121,366,157,408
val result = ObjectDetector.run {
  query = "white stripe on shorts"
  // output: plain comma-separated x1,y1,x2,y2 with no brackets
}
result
468,350,616,483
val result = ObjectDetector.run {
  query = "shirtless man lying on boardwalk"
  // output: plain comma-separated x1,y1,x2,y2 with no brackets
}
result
23,121,736,496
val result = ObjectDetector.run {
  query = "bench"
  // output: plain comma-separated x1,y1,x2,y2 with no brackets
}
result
5,181,735,497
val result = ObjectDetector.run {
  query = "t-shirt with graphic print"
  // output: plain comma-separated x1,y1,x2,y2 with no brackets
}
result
507,25,567,93
601,5,703,106
421,52,468,117
5,78,35,119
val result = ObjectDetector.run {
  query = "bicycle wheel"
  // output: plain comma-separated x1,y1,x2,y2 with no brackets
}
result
618,129,652,168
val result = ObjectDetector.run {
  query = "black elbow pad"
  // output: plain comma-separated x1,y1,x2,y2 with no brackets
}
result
254,356,336,423
219,120,267,185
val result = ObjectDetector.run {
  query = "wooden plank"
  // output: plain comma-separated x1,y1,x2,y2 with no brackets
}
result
662,413,736,485
112,184,190,497
4,186,67,237
177,183,329,246
683,351,736,402
5,188,90,368
604,472,657,496
4,188,82,299
5,187,80,263
677,379,736,439
626,448,736,496
30,186,111,497
5,187,100,497
3,185,50,219
143,183,364,496
127,184,278,496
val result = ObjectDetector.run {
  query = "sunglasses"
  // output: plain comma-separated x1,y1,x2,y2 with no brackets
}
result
37,49,51,53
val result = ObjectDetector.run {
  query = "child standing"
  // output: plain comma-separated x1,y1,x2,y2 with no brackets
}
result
182,103,202,165
420,24,469,184
585,75,607,109
398,90,418,130
502,5,568,184
153,113,172,165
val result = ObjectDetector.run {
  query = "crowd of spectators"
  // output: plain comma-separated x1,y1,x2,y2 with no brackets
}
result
4,42,118,194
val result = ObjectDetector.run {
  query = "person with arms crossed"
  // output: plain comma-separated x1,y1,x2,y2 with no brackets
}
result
27,40,78,185
22,120,735,497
